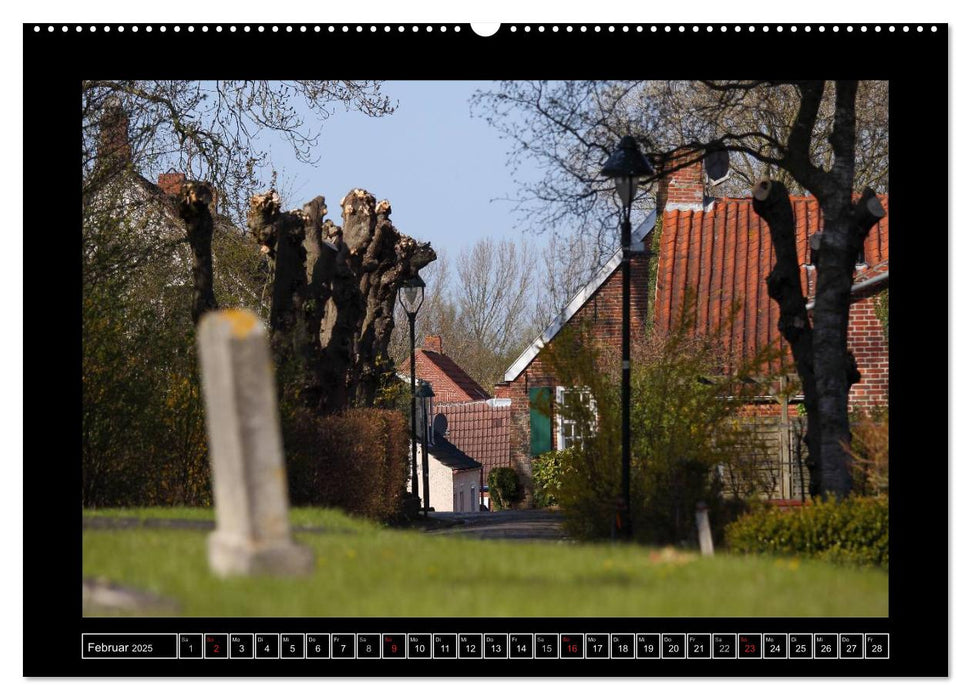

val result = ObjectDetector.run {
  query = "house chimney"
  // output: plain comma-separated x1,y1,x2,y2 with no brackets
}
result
97,96,132,168
158,171,187,196
424,335,444,354
656,148,705,211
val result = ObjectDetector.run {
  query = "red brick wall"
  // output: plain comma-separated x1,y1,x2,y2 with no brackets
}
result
413,353,464,404
657,149,705,210
847,291,889,412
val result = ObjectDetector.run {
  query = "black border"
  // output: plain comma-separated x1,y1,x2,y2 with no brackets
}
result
24,22,948,677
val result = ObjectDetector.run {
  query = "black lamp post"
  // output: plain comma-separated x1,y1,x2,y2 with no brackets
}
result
600,136,654,540
398,274,425,503
417,381,435,516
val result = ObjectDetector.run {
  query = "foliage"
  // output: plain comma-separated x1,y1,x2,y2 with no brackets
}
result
846,407,889,496
488,467,522,511
725,496,889,568
531,450,574,508
284,408,410,522
82,188,265,508
540,317,778,545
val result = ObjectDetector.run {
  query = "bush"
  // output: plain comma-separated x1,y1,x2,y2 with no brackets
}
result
847,408,889,496
725,496,889,567
285,407,410,522
531,451,572,508
488,467,522,510
539,318,778,545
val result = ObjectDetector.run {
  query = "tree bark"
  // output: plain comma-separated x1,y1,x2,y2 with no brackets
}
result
754,180,885,499
752,179,822,496
176,181,218,324
246,188,436,413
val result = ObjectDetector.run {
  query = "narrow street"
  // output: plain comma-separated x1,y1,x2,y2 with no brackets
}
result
425,509,568,541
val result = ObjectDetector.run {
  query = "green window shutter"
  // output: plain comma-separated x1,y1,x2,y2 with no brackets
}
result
529,387,552,456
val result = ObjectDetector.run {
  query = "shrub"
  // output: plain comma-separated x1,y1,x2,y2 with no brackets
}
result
285,407,410,522
540,318,779,545
531,450,572,508
488,467,522,510
725,496,889,567
846,408,889,496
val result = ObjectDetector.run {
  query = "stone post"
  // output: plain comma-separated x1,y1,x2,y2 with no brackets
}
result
695,501,715,557
197,309,314,577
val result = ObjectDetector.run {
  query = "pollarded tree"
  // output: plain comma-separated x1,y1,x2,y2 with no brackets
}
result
474,80,888,498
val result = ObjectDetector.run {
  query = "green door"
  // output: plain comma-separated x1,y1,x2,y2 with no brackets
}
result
529,387,552,456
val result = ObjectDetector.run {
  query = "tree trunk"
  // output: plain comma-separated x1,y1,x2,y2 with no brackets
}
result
754,180,885,499
176,181,218,324
246,188,436,413
752,179,822,496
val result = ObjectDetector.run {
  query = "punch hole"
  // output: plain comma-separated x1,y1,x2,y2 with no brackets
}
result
472,22,502,37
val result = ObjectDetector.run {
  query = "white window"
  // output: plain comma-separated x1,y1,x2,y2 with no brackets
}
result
556,386,597,451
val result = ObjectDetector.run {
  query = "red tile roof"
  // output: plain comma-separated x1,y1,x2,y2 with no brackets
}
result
434,400,510,472
655,195,889,370
408,350,491,403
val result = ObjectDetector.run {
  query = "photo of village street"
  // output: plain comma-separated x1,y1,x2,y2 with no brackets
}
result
81,78,890,618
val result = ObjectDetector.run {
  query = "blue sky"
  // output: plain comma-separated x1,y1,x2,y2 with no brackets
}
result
259,80,539,258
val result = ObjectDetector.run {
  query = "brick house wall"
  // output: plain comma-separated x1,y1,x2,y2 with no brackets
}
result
846,289,890,412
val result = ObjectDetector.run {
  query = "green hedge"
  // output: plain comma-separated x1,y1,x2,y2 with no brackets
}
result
488,467,522,510
725,496,889,567
285,407,410,522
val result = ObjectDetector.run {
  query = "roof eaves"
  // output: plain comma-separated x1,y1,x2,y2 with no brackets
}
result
503,209,658,382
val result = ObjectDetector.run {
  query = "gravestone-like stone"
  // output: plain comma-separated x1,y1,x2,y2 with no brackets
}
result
197,309,314,577
695,501,715,557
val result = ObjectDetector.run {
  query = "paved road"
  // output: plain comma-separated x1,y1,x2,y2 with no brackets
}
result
425,509,568,541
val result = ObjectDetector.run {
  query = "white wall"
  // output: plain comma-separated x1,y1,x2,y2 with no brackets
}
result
415,446,481,513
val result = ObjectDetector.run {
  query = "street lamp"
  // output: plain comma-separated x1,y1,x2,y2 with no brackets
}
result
417,381,435,516
600,136,654,540
398,274,426,507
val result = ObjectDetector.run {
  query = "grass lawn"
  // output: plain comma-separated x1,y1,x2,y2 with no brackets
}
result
83,507,888,617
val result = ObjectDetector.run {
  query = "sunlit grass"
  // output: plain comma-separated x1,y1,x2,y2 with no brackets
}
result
83,507,888,618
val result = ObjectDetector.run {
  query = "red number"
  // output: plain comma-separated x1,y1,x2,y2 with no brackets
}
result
391,644,398,653
744,644,755,653
214,644,220,654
